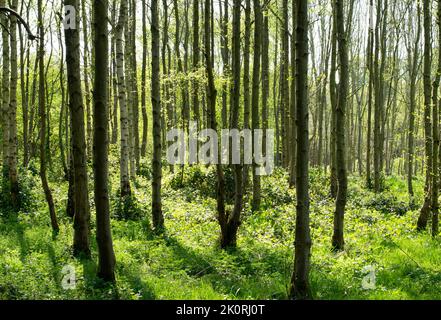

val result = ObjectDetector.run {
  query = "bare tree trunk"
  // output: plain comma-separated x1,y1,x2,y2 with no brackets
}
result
431,0,441,236
290,0,311,300
332,0,349,252
130,0,140,171
220,0,243,249
65,0,91,257
151,0,164,231
407,2,421,204
81,0,92,160
93,0,116,281
9,0,19,207
251,0,262,211
281,0,290,169
1,0,10,179
141,0,148,157
329,9,338,198
203,0,226,247
116,0,131,197
38,0,59,233
261,9,269,169
242,0,251,193
219,0,229,129
417,0,433,231
192,0,200,131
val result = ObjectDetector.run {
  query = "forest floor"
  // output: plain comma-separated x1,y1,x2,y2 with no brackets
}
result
1,154,441,300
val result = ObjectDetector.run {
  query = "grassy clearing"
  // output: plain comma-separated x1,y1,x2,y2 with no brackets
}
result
0,163,439,300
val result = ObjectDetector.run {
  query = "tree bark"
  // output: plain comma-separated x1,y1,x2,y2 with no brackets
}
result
38,0,59,233
251,0,262,211
417,0,433,231
290,0,312,300
65,0,91,257
332,0,349,252
93,0,116,281
151,0,164,231
116,0,131,197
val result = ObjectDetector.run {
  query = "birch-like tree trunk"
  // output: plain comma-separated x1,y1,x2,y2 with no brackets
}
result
65,0,91,257
116,0,131,197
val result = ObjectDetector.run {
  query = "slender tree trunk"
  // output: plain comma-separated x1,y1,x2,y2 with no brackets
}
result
203,0,226,247
9,0,19,207
93,0,116,281
431,0,441,236
220,0,243,249
192,0,200,131
116,0,131,197
57,20,68,180
290,0,311,300
1,0,10,179
111,0,118,144
329,10,338,198
124,5,136,180
242,0,251,193
20,3,30,168
261,10,269,170
251,0,262,210
81,0,92,160
141,0,148,157
417,0,433,231
407,3,421,203
281,0,290,169
130,0,140,171
151,0,164,231
220,0,229,129
332,0,349,252
38,0,59,233
65,0,91,257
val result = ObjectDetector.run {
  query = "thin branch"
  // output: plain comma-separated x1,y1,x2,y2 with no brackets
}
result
0,6,37,40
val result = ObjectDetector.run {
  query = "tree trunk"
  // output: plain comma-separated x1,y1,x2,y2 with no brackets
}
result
141,0,148,157
116,0,132,197
9,0,19,207
151,0,164,231
290,0,312,300
220,0,243,249
417,0,433,231
192,0,200,131
81,0,92,161
1,0,10,179
332,0,349,252
431,0,441,236
38,0,59,233
93,0,116,281
65,0,91,257
251,0,262,211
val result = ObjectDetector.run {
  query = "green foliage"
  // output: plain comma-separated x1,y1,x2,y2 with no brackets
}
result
363,193,411,216
260,168,294,209
0,167,38,215
112,195,146,221
169,165,235,203
137,159,152,180
0,165,440,300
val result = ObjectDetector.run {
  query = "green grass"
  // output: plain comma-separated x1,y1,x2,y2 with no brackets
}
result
0,164,439,300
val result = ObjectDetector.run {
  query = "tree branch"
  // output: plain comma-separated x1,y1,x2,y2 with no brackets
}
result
0,6,37,40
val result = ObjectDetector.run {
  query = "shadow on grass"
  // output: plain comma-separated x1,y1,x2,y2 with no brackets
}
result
161,234,288,299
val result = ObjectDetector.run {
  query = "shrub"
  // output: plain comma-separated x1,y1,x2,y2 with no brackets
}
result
170,165,235,203
364,193,409,216
0,166,37,215
112,194,145,221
